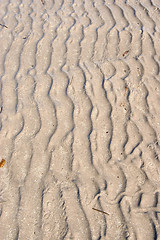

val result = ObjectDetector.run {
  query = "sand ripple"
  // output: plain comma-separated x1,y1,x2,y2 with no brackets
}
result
0,0,160,239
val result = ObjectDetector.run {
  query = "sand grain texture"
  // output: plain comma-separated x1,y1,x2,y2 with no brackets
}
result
0,0,160,239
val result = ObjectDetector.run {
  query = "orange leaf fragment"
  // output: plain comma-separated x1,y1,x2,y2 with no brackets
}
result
0,159,5,168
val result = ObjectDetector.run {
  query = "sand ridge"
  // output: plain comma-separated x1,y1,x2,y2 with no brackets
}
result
0,0,160,239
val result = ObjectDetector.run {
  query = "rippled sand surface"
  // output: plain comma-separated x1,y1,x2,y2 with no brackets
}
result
0,0,160,239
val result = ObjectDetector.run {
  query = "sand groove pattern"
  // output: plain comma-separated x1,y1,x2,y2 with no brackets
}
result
0,0,160,239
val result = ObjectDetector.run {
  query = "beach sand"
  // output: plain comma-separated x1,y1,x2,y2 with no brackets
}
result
0,0,160,239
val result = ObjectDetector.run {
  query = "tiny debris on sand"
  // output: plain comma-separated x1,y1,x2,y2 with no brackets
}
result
92,207,109,215
40,0,45,5
123,50,129,57
0,23,8,28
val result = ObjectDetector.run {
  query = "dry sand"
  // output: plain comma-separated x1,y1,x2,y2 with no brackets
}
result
0,0,160,239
